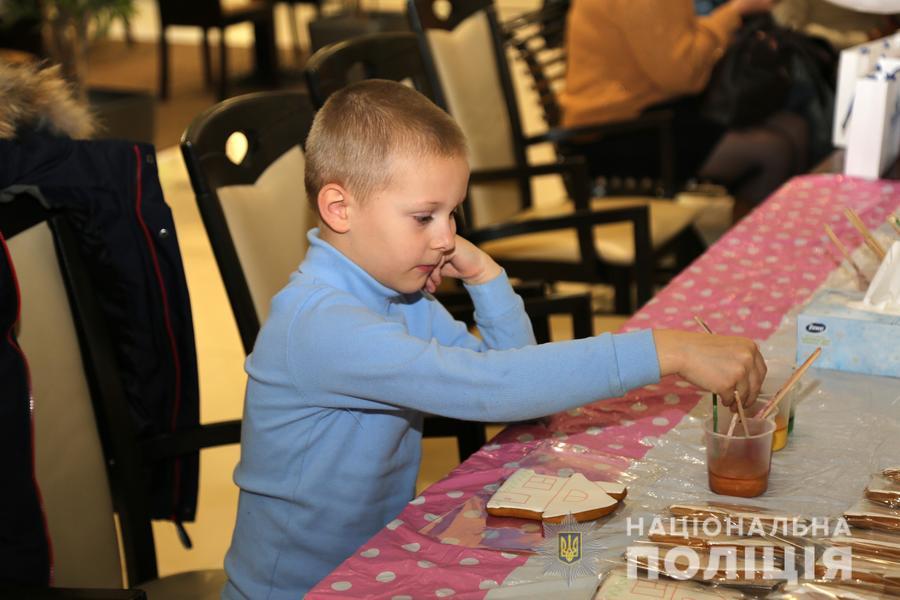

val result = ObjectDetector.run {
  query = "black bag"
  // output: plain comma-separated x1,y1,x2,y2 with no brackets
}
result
701,14,793,128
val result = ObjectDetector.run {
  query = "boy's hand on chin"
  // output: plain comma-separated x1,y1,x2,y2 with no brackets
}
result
423,236,502,293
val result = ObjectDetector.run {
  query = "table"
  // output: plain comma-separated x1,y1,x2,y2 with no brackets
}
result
308,174,900,598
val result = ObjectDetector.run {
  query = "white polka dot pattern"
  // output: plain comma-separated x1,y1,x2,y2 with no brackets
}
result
308,176,900,600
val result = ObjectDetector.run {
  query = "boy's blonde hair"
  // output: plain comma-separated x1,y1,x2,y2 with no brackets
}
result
304,79,468,212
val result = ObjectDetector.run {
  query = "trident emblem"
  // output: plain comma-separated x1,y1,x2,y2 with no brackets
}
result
558,532,581,564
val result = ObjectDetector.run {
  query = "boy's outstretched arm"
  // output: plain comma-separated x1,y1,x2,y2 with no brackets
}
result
654,330,767,409
428,234,766,408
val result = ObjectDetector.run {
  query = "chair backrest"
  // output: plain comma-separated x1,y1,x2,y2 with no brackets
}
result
526,292,593,342
305,32,438,109
407,0,532,229
503,4,568,129
181,90,316,354
0,199,140,589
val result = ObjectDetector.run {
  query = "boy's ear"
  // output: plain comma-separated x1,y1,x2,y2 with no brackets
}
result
317,183,352,234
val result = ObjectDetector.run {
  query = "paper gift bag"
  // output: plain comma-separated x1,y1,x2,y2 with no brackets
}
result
844,71,900,180
825,0,900,13
833,33,900,147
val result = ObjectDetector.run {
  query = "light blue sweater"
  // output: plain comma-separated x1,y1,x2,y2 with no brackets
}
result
222,230,660,598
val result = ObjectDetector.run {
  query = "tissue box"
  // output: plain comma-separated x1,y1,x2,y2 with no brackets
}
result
797,290,900,378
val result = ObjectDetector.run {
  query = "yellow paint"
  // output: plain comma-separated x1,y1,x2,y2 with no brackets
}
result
772,426,788,452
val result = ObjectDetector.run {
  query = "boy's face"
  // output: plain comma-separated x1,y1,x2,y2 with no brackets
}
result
342,153,469,294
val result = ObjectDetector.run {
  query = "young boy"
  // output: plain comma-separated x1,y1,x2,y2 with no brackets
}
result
222,80,766,599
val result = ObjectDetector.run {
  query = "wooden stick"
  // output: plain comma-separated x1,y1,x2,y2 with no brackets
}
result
824,224,870,285
757,348,822,420
725,413,738,439
890,215,900,236
733,390,751,437
694,315,713,335
845,208,886,261
693,315,718,429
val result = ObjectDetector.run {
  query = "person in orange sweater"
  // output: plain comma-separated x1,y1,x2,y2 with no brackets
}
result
561,0,809,218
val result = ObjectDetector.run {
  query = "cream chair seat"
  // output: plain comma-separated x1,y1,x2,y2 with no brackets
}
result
482,197,701,266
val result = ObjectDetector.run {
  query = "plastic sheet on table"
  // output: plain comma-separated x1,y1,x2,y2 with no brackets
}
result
418,440,636,553
883,468,900,484
811,554,900,592
516,439,637,485
617,391,900,521
624,542,785,591
666,501,812,525
593,566,753,600
771,581,899,600
525,380,900,575
417,491,544,553
643,516,797,553
844,500,900,533
829,528,900,561
865,474,900,509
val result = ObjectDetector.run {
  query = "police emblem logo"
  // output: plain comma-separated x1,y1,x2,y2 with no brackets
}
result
539,513,604,586
559,531,581,564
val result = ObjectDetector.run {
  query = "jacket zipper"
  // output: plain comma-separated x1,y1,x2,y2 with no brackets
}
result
131,145,184,520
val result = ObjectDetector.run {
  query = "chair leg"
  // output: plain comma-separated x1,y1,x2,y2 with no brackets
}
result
252,16,279,86
288,3,303,63
612,268,633,315
123,16,135,47
158,28,169,100
634,264,653,311
218,28,228,101
455,423,487,462
201,28,213,90
675,228,705,271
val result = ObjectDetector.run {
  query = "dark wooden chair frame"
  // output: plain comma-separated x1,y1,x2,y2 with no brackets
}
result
182,90,494,460
181,90,313,352
404,0,705,313
304,32,438,108
0,197,239,588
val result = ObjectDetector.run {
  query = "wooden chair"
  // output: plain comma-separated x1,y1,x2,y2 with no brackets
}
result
181,90,494,460
155,0,278,100
501,0,681,197
0,192,235,598
304,32,437,106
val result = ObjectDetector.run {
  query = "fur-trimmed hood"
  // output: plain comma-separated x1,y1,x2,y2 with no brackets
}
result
0,61,96,139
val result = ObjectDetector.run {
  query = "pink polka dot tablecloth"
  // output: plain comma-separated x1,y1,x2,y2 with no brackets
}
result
308,175,900,598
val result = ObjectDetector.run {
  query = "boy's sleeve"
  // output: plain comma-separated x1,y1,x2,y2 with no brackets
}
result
428,271,536,351
286,290,661,421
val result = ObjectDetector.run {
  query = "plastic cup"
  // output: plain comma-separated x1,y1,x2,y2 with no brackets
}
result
751,394,791,452
761,358,799,440
705,416,775,498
